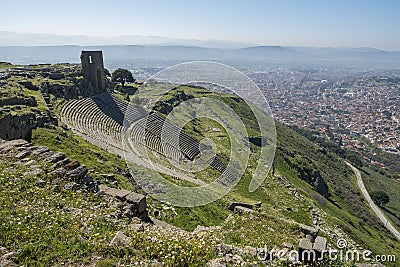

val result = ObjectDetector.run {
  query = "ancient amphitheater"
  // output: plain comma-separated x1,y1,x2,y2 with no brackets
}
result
60,92,234,185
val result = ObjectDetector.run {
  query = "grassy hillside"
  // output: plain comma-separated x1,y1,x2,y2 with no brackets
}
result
5,120,394,265
1,68,399,265
145,85,400,257
0,142,218,266
274,123,400,261
362,166,400,230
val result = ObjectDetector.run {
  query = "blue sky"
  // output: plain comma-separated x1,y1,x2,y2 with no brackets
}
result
1,0,399,50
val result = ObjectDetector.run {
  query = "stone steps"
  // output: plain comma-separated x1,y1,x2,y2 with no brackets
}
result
60,96,124,148
60,93,232,179
39,90,58,125
1,139,148,221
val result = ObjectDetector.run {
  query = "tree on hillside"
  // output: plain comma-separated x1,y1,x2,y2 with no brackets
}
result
370,190,390,207
104,68,111,77
112,68,135,88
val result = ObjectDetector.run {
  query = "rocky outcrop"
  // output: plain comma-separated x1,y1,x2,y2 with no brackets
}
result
248,136,268,147
228,201,262,212
0,113,36,141
66,165,88,180
109,231,131,246
48,73,65,80
0,95,37,107
315,174,329,197
45,82,79,99
0,88,57,141
17,80,39,91
280,150,330,198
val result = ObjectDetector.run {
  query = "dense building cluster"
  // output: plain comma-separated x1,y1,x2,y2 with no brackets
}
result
246,68,400,157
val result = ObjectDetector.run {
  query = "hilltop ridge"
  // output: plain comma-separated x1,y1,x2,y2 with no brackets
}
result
1,43,400,68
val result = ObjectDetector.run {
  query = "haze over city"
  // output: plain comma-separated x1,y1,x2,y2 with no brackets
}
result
1,0,400,50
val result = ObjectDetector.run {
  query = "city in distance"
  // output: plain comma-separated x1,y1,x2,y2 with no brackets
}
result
0,0,399,266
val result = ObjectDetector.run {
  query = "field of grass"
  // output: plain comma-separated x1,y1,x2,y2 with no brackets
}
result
362,166,400,229
32,127,135,191
0,152,219,266
0,132,392,267
0,127,326,266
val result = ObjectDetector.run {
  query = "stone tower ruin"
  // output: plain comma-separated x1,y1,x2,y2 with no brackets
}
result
80,51,106,91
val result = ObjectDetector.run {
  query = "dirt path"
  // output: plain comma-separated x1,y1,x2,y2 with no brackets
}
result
346,162,400,241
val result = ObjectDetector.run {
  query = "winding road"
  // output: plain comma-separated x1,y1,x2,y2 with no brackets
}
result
346,162,400,241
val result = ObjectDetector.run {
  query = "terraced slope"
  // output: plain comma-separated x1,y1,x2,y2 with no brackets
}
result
60,92,145,154
60,92,232,184
57,89,400,263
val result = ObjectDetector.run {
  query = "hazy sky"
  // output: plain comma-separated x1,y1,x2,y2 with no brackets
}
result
1,0,399,50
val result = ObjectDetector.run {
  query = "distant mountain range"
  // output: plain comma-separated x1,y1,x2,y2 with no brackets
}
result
0,31,254,49
0,31,399,68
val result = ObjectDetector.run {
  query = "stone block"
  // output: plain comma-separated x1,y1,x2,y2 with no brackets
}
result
298,238,313,251
0,139,29,151
50,167,67,178
15,151,30,159
313,236,327,252
44,152,65,163
234,206,255,214
98,184,110,193
31,146,50,155
66,165,88,181
228,202,258,211
126,192,147,213
64,160,80,170
104,188,131,200
299,224,319,237
50,158,71,170
109,231,131,246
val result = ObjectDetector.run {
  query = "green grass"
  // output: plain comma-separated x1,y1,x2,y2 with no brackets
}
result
130,84,400,260
0,153,218,266
0,76,48,114
274,122,400,260
31,127,135,191
221,212,302,248
0,62,20,70
0,155,114,265
0,127,220,266
164,200,231,231
3,74,399,265
362,166,400,229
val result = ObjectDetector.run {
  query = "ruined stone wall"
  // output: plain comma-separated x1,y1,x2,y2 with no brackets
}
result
0,96,37,107
80,51,106,94
0,113,36,141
